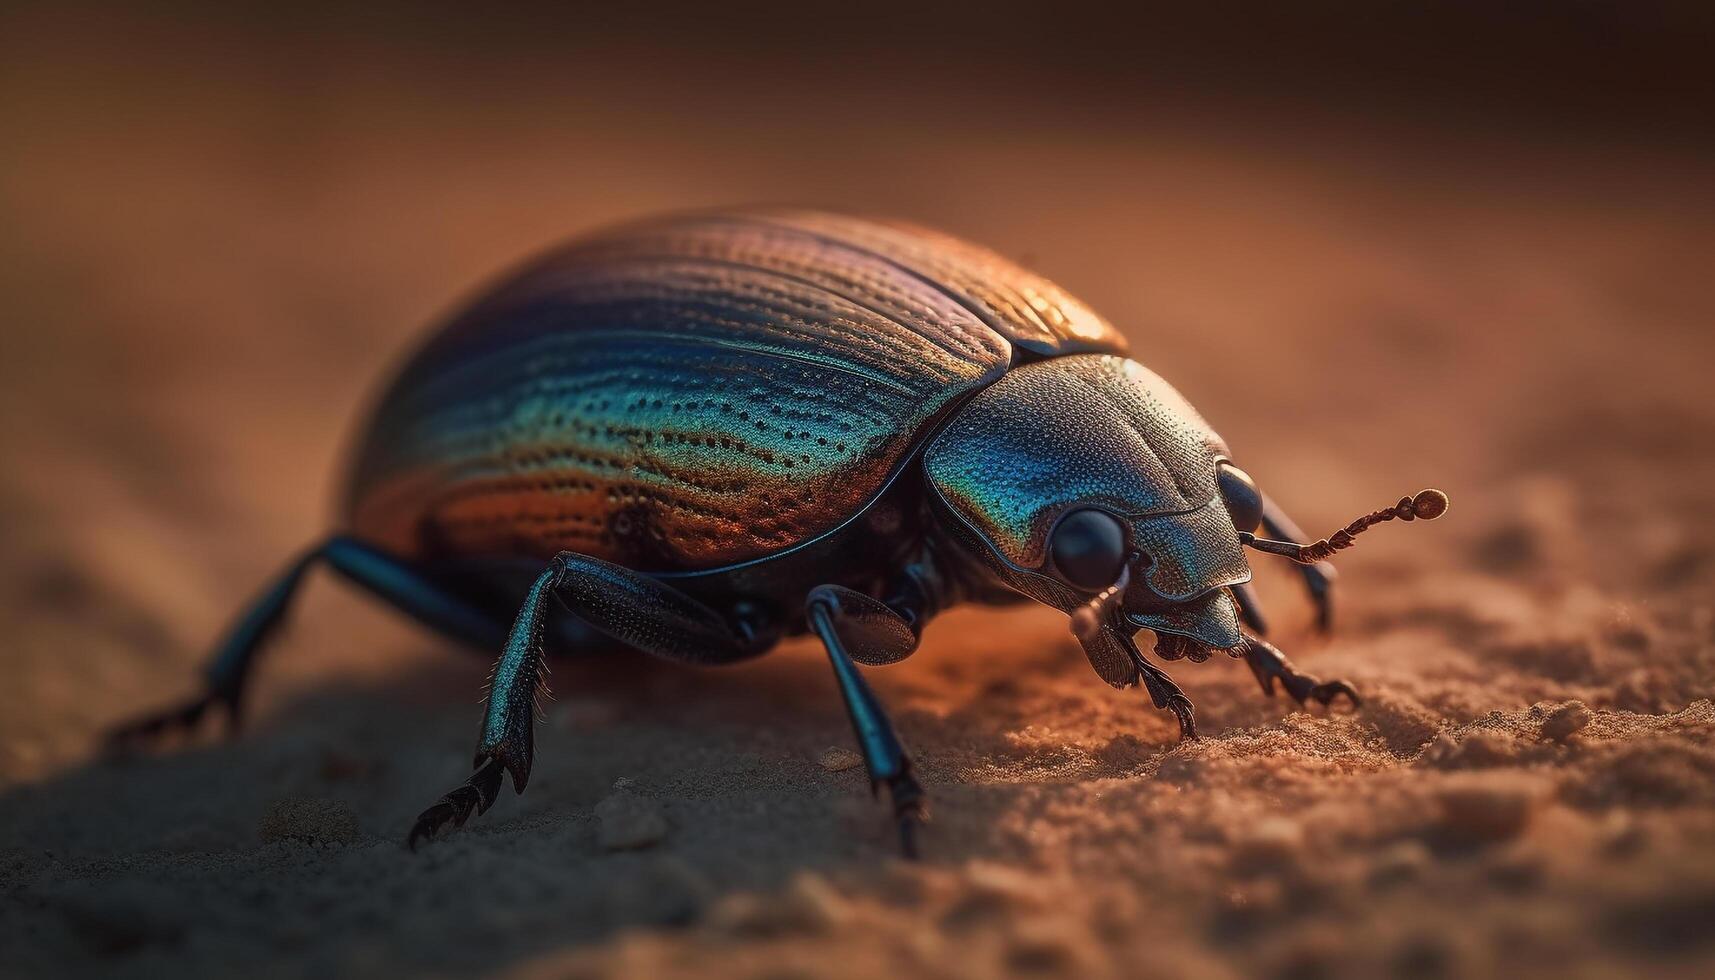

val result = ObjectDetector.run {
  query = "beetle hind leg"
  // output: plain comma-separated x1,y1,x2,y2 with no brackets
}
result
108,536,506,753
1242,634,1360,709
806,584,929,859
105,548,318,751
104,693,228,750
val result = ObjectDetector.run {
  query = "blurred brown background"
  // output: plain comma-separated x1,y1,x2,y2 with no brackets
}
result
3,3,1714,978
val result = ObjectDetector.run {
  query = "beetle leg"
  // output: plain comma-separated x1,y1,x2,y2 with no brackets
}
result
1113,630,1198,740
1242,634,1361,709
1230,581,1270,636
1260,494,1338,632
406,756,508,849
806,585,927,859
1138,660,1197,740
409,552,766,848
108,536,507,753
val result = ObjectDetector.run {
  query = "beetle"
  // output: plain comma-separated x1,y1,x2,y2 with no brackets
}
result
110,209,1447,856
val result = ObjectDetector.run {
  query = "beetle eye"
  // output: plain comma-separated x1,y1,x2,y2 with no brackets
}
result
1049,509,1128,590
1217,463,1264,533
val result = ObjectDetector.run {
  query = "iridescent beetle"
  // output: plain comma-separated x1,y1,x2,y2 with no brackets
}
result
112,210,1447,856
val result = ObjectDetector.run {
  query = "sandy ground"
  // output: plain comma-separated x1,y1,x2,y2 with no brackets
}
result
3,13,1715,979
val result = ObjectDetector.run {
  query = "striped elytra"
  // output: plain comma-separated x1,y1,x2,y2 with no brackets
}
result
344,209,1127,573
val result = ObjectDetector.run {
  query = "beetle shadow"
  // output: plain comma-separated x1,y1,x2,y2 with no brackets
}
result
0,574,1393,978
0,624,1124,978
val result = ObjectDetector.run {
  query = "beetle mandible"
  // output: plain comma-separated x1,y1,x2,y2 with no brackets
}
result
111,209,1448,856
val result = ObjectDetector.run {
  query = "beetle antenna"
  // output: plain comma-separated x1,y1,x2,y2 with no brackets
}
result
1240,489,1449,564
1069,559,1134,642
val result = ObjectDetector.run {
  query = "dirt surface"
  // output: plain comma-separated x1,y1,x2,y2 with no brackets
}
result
4,10,1715,979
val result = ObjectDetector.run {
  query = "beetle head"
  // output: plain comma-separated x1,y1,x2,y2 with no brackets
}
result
924,353,1451,686
924,354,1256,682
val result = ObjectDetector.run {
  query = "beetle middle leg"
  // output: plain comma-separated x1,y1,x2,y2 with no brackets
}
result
408,552,771,849
805,584,929,859
1231,581,1270,636
1259,494,1338,632
1241,633,1360,709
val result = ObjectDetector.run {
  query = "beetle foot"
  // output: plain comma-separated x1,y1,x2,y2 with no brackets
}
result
1131,652,1198,742
1265,668,1360,710
1243,634,1360,713
1304,678,1361,708
104,688,240,755
1165,694,1199,741
884,768,928,860
1248,657,1360,711
407,755,506,850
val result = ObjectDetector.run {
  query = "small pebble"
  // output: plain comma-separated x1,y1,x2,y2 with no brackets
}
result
595,788,669,850
1541,701,1593,742
818,746,863,772
258,796,360,846
1435,778,1541,844
1230,817,1305,873
704,874,846,937
781,871,849,931
940,863,1046,930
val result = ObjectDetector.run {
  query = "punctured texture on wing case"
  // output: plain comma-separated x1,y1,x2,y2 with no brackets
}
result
343,210,1127,573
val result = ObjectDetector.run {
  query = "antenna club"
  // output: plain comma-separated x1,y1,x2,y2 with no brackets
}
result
1411,489,1450,521
1240,485,1452,564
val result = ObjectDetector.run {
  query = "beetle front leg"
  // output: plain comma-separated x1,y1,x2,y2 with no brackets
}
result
1098,627,1198,740
1261,494,1338,632
409,552,764,849
1241,633,1360,709
1134,654,1197,740
805,585,927,858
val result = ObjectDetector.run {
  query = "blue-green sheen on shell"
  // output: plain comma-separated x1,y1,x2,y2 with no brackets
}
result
343,209,1127,573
